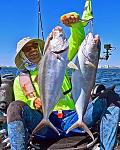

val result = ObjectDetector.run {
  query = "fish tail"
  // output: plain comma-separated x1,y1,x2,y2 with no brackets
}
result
66,121,79,134
48,120,61,135
32,119,60,136
82,121,94,141
66,121,94,141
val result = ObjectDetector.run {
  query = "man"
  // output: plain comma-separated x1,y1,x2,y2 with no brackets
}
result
7,36,75,149
7,20,120,150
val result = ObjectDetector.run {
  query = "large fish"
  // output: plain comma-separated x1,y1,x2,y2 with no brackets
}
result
32,26,69,135
66,32,101,140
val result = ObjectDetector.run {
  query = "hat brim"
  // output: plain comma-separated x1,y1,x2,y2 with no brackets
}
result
15,38,44,69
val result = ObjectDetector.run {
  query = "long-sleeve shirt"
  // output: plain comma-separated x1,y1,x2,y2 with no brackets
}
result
13,68,75,111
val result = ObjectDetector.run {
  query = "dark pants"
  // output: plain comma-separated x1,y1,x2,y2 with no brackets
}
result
7,97,120,150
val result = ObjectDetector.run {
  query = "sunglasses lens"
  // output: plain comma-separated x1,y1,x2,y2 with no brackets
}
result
33,43,38,49
22,43,38,52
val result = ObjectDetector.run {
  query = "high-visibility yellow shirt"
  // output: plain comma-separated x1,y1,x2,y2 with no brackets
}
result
13,69,75,111
68,12,85,61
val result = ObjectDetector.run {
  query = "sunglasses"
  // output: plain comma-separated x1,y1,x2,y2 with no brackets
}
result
22,43,39,52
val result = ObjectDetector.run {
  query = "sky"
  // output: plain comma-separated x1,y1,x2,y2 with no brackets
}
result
0,0,120,67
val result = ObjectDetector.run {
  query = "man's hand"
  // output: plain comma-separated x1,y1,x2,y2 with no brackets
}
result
34,98,42,112
61,13,80,27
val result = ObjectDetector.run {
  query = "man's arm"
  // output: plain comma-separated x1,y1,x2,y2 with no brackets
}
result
61,12,85,61
13,76,42,110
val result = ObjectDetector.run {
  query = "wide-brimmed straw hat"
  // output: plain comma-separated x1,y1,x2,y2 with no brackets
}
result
14,37,44,69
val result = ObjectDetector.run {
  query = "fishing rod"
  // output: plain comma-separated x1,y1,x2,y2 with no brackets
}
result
37,0,44,41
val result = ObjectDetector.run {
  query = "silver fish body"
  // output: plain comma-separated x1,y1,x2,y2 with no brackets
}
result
32,26,69,135
67,32,101,140
71,55,81,103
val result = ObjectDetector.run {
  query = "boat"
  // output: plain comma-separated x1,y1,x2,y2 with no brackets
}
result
0,73,98,149
0,73,120,150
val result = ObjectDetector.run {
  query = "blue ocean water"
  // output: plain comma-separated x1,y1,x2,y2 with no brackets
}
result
96,68,120,94
0,67,120,94
0,67,19,77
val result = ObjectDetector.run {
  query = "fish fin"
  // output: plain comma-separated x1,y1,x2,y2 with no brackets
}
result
67,61,79,70
85,60,96,68
32,119,60,136
66,121,94,141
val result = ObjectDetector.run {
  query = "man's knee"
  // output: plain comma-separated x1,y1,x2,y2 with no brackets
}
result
7,100,26,123
108,105,120,113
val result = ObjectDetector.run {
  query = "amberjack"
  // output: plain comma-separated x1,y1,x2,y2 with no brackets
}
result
32,26,69,135
66,32,101,141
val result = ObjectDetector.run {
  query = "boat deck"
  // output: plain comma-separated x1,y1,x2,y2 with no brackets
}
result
28,132,99,150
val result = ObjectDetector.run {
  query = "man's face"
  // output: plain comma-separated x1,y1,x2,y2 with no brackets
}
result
22,42,41,64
